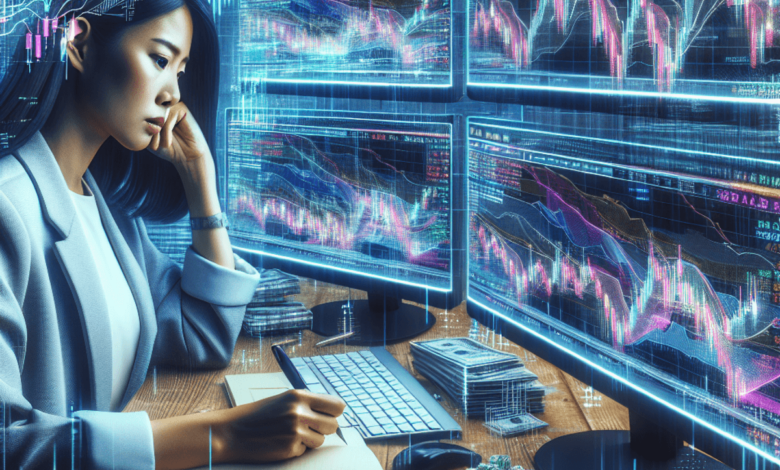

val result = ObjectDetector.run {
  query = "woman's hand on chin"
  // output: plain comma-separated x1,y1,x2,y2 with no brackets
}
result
146,102,211,167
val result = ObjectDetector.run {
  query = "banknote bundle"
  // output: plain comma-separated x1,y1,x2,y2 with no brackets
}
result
242,269,312,336
483,406,548,437
410,337,546,417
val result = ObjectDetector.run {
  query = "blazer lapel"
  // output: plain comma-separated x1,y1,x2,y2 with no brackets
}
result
13,131,113,411
84,171,157,409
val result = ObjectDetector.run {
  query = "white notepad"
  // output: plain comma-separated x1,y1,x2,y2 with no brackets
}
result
191,372,382,470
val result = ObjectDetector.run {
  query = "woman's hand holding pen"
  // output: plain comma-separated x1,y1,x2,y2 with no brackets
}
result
151,389,345,469
212,389,347,463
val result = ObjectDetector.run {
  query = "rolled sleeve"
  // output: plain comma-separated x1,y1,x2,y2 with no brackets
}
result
181,246,260,306
73,410,155,470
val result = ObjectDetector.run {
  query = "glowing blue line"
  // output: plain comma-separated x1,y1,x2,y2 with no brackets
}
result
468,83,780,104
467,297,780,466
470,71,780,86
260,78,452,88
225,109,453,128
233,245,452,292
470,120,780,166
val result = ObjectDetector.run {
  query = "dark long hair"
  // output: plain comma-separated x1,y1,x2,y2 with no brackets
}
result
0,0,219,223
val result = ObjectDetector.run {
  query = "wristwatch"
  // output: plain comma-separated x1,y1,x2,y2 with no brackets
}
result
190,212,229,230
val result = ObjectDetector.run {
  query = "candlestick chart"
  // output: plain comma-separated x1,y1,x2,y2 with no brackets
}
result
469,0,780,98
226,112,452,289
469,117,780,452
239,0,451,86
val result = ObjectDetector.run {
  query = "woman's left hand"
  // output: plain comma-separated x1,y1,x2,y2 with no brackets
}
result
146,102,212,167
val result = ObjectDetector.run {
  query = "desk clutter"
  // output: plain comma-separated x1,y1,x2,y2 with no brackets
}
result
410,337,548,435
241,269,313,337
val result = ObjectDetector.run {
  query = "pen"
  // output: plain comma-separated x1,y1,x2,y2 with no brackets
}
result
315,331,355,347
271,345,348,445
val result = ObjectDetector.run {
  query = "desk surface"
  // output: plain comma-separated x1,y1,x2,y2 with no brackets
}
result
125,279,629,469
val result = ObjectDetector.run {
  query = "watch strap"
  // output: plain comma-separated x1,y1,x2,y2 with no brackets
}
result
190,212,229,230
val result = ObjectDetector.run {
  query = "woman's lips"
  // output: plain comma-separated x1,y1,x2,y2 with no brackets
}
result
146,120,161,134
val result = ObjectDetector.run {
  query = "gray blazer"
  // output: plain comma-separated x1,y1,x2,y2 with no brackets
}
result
0,131,260,469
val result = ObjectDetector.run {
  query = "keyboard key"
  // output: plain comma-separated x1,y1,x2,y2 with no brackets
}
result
382,425,400,434
352,406,367,414
412,422,429,432
366,405,382,413
371,410,387,419
391,415,406,425
356,393,370,401
400,409,416,417
367,426,385,436
398,423,414,433
374,398,389,406
294,366,322,386
377,417,393,426
357,413,379,428
424,420,442,430
360,398,377,407
386,409,401,417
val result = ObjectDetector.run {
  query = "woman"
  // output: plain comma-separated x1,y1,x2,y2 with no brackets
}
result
0,1,344,468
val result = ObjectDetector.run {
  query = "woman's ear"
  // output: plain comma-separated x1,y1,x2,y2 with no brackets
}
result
66,17,92,74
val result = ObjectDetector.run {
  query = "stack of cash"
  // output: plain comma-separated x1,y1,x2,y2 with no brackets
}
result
483,407,548,436
242,269,312,337
410,337,546,417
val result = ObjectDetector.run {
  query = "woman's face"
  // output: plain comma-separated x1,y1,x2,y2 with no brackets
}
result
75,5,193,152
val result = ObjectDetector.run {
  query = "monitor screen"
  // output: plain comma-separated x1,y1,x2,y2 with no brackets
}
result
468,0,780,101
238,0,452,87
468,112,780,463
226,109,453,292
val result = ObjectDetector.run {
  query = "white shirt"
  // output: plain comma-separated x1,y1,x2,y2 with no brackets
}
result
69,179,140,411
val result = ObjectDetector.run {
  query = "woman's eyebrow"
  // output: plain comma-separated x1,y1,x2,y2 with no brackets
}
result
151,38,189,64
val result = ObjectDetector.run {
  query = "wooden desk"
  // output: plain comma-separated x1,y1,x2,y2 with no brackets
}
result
125,279,629,469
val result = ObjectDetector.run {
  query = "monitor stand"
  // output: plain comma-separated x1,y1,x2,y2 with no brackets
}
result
310,291,436,346
534,412,730,469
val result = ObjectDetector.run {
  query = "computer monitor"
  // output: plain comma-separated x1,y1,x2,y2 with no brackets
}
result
235,0,453,99
467,0,780,102
225,109,461,345
467,111,780,469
